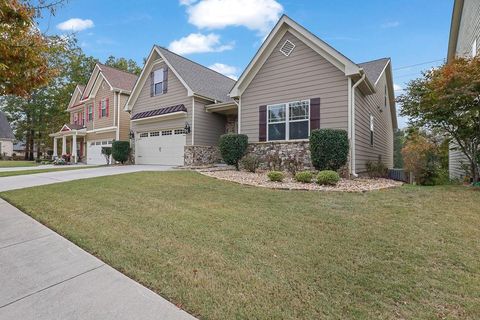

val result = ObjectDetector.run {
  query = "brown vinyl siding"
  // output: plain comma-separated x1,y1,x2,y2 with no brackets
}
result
131,59,192,145
354,72,394,172
118,93,131,141
86,131,116,141
194,99,226,145
93,79,115,129
240,31,348,142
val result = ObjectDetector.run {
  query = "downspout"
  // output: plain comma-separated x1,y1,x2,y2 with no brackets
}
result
116,92,120,140
113,91,117,137
232,97,241,133
191,97,195,145
350,73,366,177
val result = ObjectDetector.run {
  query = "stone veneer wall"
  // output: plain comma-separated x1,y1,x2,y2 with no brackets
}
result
247,141,313,170
184,145,221,166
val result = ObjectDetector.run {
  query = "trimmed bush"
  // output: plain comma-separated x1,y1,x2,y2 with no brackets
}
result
317,170,340,186
241,154,260,173
219,133,248,170
310,129,349,171
267,171,284,182
366,159,388,178
101,147,112,165
112,141,130,164
295,171,313,183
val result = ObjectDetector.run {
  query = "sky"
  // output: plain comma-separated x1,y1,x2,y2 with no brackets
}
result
38,0,454,128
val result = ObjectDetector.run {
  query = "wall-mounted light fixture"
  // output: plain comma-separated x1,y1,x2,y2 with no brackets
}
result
184,122,191,134
129,130,135,139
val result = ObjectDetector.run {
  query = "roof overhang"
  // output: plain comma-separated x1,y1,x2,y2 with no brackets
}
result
131,111,187,123
229,15,364,98
447,0,464,62
205,101,237,114
67,85,84,109
384,61,398,129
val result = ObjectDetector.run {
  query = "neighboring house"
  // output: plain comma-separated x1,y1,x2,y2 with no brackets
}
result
12,141,39,158
49,64,138,164
447,0,480,180
0,111,14,158
126,15,397,174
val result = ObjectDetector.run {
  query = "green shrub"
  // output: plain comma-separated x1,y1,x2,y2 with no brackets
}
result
112,141,130,164
267,171,284,182
366,159,388,178
317,170,340,185
310,129,349,171
295,171,313,183
219,133,248,170
101,147,112,165
241,154,260,173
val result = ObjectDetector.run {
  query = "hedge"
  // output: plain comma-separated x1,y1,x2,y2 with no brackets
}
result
219,133,248,170
309,129,349,171
112,141,130,164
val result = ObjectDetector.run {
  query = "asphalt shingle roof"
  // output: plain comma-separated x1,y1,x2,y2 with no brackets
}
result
358,58,390,84
0,112,14,139
156,46,236,102
97,64,138,92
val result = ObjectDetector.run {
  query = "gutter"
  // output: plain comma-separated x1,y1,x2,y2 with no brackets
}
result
349,73,366,177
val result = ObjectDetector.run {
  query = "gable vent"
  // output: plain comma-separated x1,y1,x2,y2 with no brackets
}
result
280,40,295,56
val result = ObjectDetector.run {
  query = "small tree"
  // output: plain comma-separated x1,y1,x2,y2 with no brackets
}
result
398,57,480,182
309,129,349,171
402,133,436,184
101,147,112,165
112,141,130,164
218,133,248,170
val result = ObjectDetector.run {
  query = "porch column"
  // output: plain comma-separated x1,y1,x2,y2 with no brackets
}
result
72,133,77,164
62,136,66,155
53,137,58,159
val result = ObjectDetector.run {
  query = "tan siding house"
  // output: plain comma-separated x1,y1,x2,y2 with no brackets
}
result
49,64,137,164
447,0,480,180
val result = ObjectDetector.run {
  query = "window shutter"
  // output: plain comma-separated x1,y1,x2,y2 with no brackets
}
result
106,98,110,117
310,98,320,131
150,72,154,97
259,105,267,142
98,101,102,118
163,67,168,94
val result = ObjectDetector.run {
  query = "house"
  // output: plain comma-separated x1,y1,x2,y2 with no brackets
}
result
447,0,480,180
126,15,397,174
0,111,14,158
49,64,138,164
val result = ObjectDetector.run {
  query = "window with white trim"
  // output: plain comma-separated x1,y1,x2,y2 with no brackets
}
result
384,85,387,108
162,130,172,136
150,131,160,137
88,104,93,121
267,100,309,141
370,114,374,146
174,129,186,135
154,68,164,95
139,132,148,138
101,99,107,117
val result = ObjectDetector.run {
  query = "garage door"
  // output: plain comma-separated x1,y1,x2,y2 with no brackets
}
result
136,129,186,165
87,140,112,165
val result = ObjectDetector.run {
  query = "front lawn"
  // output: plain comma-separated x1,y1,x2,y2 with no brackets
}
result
1,171,479,319
0,166,100,177
0,160,37,167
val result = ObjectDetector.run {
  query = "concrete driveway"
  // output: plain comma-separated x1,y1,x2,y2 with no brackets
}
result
0,165,174,192
0,198,196,320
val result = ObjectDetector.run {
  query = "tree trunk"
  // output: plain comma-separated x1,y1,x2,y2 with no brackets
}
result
28,129,35,161
24,130,30,160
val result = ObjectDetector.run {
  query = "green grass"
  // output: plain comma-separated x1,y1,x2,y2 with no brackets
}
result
0,160,38,167
0,166,99,177
1,171,479,319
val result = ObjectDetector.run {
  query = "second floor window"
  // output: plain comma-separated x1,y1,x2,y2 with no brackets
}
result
101,99,107,117
154,68,164,95
88,105,93,121
384,85,387,108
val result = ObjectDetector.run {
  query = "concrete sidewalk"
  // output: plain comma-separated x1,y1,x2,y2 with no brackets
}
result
0,198,196,320
0,165,174,192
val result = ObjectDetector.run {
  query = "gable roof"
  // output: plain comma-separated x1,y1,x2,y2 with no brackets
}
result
155,46,235,102
358,58,391,85
97,63,138,92
230,14,376,97
0,112,14,140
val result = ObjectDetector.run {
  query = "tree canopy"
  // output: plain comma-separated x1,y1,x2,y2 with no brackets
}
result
398,57,480,182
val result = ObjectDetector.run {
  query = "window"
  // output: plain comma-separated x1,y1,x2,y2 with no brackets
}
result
90,142,95,146
370,114,374,146
101,99,107,117
101,141,108,145
154,68,164,95
95,141,101,145
267,100,309,141
73,113,78,124
384,85,387,108
162,130,172,136
88,104,93,121
150,131,160,137
108,140,113,144
472,39,477,58
139,132,148,138
174,129,186,135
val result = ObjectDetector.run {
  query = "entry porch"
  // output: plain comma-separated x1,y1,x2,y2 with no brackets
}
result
49,124,87,164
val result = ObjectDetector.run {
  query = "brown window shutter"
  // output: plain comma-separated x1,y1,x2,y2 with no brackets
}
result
259,105,267,142
150,71,154,97
163,67,168,94
310,98,320,131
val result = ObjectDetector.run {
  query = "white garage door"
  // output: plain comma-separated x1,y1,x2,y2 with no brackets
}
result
87,140,112,165
136,129,186,165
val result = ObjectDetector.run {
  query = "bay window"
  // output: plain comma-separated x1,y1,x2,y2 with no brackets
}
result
267,100,309,141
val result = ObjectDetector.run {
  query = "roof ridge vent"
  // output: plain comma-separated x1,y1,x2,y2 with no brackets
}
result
280,39,295,56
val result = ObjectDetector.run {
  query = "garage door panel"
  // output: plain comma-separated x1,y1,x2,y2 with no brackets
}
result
136,130,186,165
87,141,112,165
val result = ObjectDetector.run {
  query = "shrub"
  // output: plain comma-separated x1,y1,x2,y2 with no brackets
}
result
317,170,340,185
219,133,248,170
112,141,130,164
101,146,112,165
241,154,260,173
267,171,284,182
310,129,349,171
366,158,388,178
295,171,313,183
